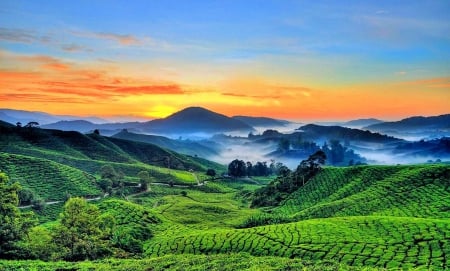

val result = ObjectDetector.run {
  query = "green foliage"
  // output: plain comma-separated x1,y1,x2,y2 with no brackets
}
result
0,172,37,259
146,216,449,269
0,153,101,201
26,226,56,260
98,199,159,255
206,168,216,177
276,165,450,220
18,188,35,205
0,253,370,271
137,170,151,191
251,150,326,208
52,197,112,261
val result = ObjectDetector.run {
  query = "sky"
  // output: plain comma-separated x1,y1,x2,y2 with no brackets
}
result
0,0,449,121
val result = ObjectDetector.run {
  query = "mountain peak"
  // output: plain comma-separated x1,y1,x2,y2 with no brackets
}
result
142,107,254,134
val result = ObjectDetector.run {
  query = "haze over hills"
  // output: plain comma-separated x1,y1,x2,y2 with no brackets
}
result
41,120,142,135
232,116,291,127
342,118,384,128
0,108,107,125
364,114,450,140
297,124,403,144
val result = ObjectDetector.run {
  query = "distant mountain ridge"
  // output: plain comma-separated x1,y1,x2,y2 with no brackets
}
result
41,120,142,134
365,114,450,131
343,118,384,128
297,124,403,143
0,108,107,125
232,116,290,127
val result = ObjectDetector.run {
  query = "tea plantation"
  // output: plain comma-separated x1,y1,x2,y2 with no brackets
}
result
0,123,449,270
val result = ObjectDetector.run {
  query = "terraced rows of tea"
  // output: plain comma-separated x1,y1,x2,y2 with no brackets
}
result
146,216,449,269
0,152,101,200
276,165,450,220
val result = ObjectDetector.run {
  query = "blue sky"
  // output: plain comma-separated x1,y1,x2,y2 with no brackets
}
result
0,0,449,119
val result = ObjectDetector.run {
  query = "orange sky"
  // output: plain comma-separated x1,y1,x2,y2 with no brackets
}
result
1,49,448,121
1,2,449,121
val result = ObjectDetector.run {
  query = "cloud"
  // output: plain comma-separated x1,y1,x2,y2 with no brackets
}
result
395,71,407,76
0,27,51,44
61,43,93,52
71,30,141,45
0,93,94,103
221,92,280,99
114,85,184,95
397,77,450,88
16,55,72,71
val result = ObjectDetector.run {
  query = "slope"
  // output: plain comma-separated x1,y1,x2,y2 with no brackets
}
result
111,129,219,158
275,165,450,220
0,152,101,201
140,107,254,134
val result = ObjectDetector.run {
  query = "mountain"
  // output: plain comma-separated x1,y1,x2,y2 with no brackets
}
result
41,120,142,134
297,124,403,143
140,107,254,135
111,129,219,158
41,120,98,131
342,118,384,128
0,108,107,125
365,114,450,133
232,116,290,127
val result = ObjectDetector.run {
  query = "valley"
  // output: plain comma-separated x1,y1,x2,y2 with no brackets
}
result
0,112,449,270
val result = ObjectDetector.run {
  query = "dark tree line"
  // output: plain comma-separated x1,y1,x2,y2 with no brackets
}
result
227,160,286,178
251,150,327,208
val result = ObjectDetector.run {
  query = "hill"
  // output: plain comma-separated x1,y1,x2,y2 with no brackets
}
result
140,107,254,135
142,164,449,269
41,120,143,134
0,108,106,125
342,118,384,128
0,122,212,171
112,129,219,158
365,114,450,136
232,116,290,127
297,124,403,143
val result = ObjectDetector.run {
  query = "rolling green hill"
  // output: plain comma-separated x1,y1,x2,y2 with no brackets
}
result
1,120,449,270
142,164,450,270
276,164,450,220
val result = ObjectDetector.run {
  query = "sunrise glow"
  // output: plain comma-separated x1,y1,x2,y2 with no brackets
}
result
1,1,449,121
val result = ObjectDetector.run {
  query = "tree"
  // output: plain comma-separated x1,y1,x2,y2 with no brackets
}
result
277,138,290,153
137,171,151,191
52,197,112,261
100,165,116,180
24,121,39,128
31,197,45,212
18,188,35,205
206,168,216,178
228,159,247,177
93,129,100,135
298,150,326,177
27,227,56,260
16,122,22,128
0,173,36,259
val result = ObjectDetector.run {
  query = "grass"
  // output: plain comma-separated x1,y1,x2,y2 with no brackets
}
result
275,165,450,220
1,123,449,269
0,253,380,271
145,216,449,269
0,153,101,201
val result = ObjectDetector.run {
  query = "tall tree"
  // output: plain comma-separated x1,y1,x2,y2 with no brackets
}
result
137,171,151,191
52,197,112,261
0,173,36,259
228,159,247,177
